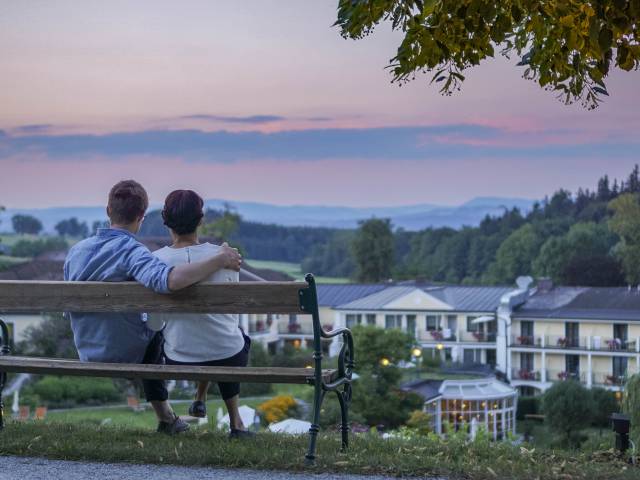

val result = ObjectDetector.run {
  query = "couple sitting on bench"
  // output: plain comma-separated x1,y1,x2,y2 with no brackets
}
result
64,179,252,438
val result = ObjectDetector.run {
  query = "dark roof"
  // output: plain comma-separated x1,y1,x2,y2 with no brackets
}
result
515,287,640,321
316,284,388,307
401,379,443,402
425,286,512,312
336,284,511,312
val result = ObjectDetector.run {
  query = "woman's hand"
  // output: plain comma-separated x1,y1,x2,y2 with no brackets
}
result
219,242,242,271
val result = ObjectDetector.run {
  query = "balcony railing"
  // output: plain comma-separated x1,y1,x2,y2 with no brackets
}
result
591,337,636,352
277,323,314,335
248,321,271,334
510,335,543,348
416,330,457,342
471,331,497,342
592,372,625,387
510,334,639,352
511,368,542,381
548,369,587,383
546,335,588,350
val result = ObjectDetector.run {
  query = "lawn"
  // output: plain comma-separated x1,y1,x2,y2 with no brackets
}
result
0,255,30,271
0,421,635,479
246,259,349,284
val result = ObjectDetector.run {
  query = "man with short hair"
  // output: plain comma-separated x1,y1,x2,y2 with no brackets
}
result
64,179,242,434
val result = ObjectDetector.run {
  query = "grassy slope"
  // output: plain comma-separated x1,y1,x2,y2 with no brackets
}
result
0,421,635,479
247,259,349,284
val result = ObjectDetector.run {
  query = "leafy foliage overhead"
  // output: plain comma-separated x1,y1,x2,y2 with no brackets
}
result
335,0,640,108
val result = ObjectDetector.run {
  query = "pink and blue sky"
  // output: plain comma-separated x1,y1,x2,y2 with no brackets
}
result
1,1,639,208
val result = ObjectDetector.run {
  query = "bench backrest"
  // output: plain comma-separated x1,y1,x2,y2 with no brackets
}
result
0,280,312,314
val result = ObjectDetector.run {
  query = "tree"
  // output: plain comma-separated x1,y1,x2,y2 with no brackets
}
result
11,214,43,235
335,0,640,109
542,381,594,447
590,387,619,429
533,222,622,286
609,193,640,284
55,217,89,238
349,326,424,428
16,313,77,359
352,218,394,282
201,204,241,241
484,224,543,284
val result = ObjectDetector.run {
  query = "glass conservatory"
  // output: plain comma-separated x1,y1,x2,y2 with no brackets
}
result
423,377,518,440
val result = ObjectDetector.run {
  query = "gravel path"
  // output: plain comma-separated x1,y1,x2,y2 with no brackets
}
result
0,456,446,480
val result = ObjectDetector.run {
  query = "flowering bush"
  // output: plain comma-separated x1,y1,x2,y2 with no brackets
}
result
429,330,443,340
258,395,299,424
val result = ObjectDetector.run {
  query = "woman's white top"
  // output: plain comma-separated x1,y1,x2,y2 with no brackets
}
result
149,243,245,362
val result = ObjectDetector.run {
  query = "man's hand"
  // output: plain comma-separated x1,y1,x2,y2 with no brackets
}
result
219,242,242,272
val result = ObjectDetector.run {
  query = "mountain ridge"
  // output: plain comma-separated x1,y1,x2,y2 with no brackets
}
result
0,196,536,233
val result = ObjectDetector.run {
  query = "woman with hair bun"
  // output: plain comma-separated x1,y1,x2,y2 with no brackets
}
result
149,189,253,439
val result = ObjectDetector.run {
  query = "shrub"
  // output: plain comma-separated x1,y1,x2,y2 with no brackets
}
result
258,395,299,425
516,396,540,421
24,376,122,408
317,396,367,429
11,237,67,257
590,387,619,428
542,381,594,448
623,374,640,448
405,410,432,435
270,344,313,368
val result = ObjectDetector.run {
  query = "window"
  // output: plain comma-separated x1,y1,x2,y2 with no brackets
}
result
463,349,481,364
521,321,534,338
385,314,402,329
565,322,579,347
613,357,628,378
426,315,440,331
366,314,376,326
346,314,362,328
565,354,580,375
520,352,534,371
466,316,479,332
614,324,628,343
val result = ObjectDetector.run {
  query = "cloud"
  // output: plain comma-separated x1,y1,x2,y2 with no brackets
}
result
0,124,637,164
11,124,55,134
177,114,286,124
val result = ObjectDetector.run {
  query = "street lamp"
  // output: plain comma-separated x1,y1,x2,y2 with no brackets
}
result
411,347,422,380
380,357,390,367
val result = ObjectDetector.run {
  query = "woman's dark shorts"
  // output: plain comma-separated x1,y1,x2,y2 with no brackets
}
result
165,332,251,401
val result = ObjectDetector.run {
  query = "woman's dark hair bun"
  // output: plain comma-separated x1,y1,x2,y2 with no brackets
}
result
161,190,204,235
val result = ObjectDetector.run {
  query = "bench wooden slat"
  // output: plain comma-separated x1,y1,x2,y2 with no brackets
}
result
0,280,308,314
0,356,335,384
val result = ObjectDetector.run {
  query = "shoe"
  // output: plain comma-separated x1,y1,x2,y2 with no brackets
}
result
188,400,207,418
229,428,256,440
157,414,190,435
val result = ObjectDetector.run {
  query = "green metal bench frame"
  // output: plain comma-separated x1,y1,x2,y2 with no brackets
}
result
0,274,354,464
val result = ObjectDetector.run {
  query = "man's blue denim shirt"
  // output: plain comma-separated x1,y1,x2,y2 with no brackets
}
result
63,228,173,363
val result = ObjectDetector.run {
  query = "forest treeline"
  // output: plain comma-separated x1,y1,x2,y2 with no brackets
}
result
138,166,640,287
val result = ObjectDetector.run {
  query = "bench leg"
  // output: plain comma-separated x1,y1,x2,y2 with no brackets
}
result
0,318,9,432
305,388,326,465
336,387,350,451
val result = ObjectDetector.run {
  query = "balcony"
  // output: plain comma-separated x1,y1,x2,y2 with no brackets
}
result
511,368,542,381
591,337,637,352
510,335,543,348
546,335,588,350
417,329,457,342
592,372,625,387
510,334,639,353
548,369,587,384
248,320,271,335
277,322,317,336
470,331,496,343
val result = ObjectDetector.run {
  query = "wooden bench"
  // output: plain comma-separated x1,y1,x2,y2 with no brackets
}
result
0,274,354,463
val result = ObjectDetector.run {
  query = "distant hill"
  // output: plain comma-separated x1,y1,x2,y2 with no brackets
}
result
0,196,536,233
